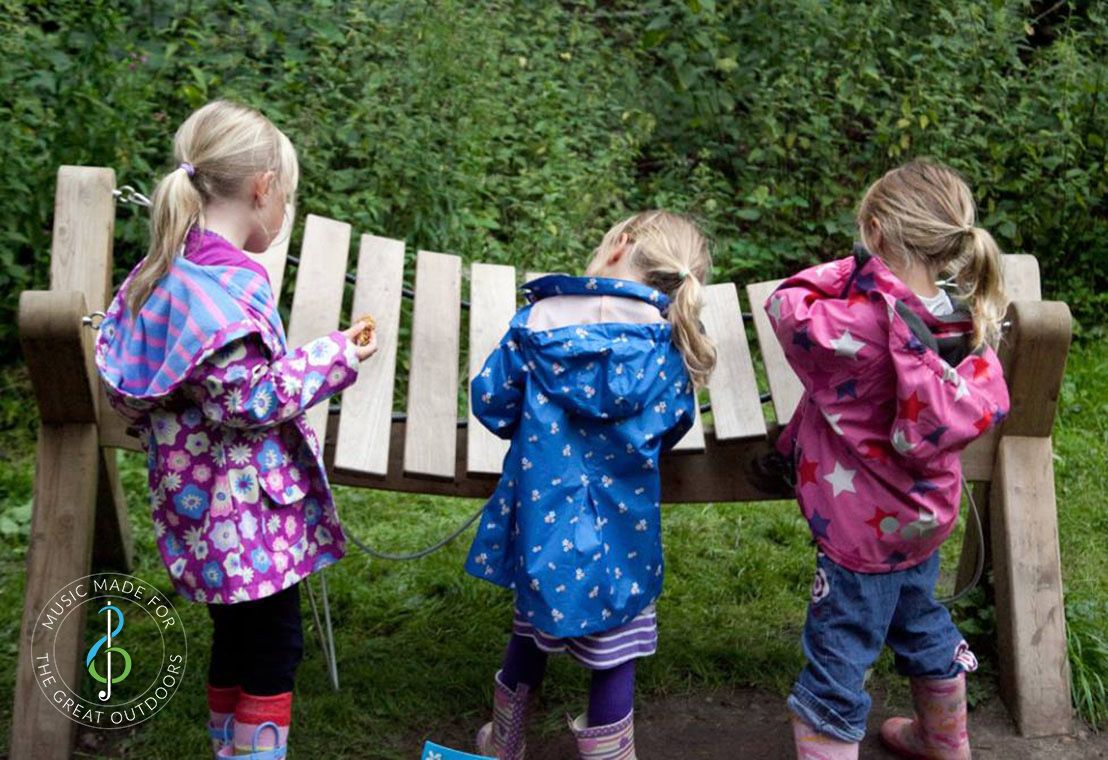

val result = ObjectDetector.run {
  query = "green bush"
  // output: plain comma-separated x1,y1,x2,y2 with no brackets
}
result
620,0,1107,326
0,0,1104,362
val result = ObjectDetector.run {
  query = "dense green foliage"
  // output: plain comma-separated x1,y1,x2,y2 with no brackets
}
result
1,0,1105,358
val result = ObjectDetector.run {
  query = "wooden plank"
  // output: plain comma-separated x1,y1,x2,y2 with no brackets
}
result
466,263,518,475
1002,253,1042,303
19,291,99,424
333,235,406,476
670,402,706,452
996,301,1072,438
92,450,133,572
990,435,1072,737
10,423,99,760
253,206,296,304
701,282,767,440
285,214,352,442
746,279,803,426
49,166,116,312
326,414,794,503
403,250,462,479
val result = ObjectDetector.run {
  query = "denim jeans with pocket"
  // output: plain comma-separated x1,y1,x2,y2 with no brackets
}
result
787,551,976,742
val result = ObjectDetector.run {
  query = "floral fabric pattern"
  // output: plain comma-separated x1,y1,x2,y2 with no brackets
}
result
96,230,357,603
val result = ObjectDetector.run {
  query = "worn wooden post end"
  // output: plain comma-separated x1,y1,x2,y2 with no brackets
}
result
989,300,1073,737
12,291,103,760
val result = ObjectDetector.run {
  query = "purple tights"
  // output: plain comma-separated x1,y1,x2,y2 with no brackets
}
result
499,633,636,727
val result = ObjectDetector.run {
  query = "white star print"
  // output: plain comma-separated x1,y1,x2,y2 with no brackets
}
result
954,377,970,401
823,461,857,497
822,410,844,435
767,297,782,322
829,330,865,359
892,427,917,453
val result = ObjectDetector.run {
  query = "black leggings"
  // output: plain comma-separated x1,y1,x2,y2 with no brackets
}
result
207,583,303,695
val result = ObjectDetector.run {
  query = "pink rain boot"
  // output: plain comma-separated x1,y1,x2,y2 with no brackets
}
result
791,715,859,759
476,671,530,760
880,673,970,759
568,710,636,760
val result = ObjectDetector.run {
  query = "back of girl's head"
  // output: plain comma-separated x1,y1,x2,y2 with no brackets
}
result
858,159,1007,347
593,210,717,386
125,100,299,314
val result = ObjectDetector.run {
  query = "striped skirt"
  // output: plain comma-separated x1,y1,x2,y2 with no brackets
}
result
513,605,657,669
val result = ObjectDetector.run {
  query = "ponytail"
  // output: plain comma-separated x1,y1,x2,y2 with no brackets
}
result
857,160,1008,348
593,210,718,387
666,274,716,387
125,166,203,314
124,99,300,315
958,226,1007,348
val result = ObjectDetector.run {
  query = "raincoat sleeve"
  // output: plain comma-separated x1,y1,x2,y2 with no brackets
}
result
886,317,1010,463
182,331,359,430
660,379,697,452
765,282,878,401
471,329,527,439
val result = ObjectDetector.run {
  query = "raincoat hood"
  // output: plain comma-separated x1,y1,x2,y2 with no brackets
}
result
518,275,676,421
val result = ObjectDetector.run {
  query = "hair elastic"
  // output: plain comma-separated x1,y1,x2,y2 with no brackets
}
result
179,162,195,177
678,268,690,281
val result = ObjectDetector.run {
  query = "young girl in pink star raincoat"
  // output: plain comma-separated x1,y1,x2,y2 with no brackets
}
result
768,161,1011,760
96,101,377,759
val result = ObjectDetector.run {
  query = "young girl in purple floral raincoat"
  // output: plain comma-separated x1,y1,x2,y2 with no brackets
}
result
95,101,377,759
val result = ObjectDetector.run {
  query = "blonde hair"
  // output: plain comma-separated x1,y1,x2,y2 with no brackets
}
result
858,160,1007,347
592,210,717,386
125,100,299,314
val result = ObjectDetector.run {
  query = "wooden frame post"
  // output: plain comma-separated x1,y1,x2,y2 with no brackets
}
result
11,167,129,759
989,300,1073,736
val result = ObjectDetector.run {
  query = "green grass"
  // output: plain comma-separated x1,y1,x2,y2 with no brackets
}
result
0,338,1106,757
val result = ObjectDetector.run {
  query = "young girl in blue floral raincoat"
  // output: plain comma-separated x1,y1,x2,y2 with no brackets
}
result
465,211,716,760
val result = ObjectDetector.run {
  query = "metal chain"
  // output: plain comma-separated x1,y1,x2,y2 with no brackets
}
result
113,185,152,208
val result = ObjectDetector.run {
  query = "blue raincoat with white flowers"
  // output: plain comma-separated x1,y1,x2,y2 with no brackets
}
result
464,275,695,638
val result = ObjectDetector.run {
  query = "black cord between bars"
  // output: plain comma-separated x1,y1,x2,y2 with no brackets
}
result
284,254,756,320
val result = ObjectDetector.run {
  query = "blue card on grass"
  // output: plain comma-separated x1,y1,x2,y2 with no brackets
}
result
420,740,494,760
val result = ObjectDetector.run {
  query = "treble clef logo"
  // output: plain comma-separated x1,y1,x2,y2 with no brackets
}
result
85,603,132,701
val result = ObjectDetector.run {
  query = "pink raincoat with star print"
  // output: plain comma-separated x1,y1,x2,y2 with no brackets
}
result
767,247,1010,573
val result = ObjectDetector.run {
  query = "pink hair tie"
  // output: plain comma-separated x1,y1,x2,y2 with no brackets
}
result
179,162,195,177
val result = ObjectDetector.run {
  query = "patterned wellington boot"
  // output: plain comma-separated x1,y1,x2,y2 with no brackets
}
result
476,671,530,760
209,714,234,758
880,674,970,759
216,722,287,758
791,716,859,759
568,710,636,760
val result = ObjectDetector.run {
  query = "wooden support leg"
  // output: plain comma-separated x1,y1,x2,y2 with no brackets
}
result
10,423,100,760
990,435,1072,737
92,449,132,572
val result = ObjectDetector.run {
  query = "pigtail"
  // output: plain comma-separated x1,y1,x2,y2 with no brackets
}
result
667,274,716,387
125,166,202,314
957,226,1008,348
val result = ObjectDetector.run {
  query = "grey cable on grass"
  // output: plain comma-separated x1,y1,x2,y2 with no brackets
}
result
936,477,985,606
345,504,486,562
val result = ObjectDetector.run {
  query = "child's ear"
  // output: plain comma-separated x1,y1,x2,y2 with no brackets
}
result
866,217,883,252
253,171,277,207
607,233,631,266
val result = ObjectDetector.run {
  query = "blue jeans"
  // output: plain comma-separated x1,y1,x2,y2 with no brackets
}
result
788,552,976,742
